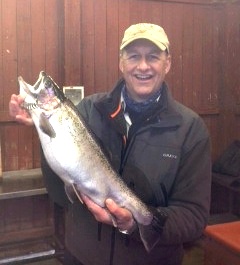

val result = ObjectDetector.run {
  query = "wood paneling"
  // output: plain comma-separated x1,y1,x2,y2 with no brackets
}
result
0,0,240,170
0,0,64,170
0,195,53,245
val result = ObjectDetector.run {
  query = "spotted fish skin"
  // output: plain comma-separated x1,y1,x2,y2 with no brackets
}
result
18,71,153,229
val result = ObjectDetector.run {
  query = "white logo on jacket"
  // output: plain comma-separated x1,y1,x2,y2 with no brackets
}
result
163,153,177,159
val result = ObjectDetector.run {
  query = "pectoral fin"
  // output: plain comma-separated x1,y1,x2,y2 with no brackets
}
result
39,113,56,138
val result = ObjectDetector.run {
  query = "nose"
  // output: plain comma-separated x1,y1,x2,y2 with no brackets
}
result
137,57,150,70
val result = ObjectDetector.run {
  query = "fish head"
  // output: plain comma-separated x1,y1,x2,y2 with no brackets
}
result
19,71,65,113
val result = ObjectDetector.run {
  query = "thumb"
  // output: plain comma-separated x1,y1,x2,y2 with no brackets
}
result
105,198,117,212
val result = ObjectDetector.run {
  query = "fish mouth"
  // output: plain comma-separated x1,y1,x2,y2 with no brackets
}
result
18,71,48,97
19,71,61,112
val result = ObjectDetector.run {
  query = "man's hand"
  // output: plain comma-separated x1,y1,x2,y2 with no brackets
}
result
82,195,136,233
9,94,33,125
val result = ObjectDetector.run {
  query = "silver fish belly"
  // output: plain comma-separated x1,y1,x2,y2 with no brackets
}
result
18,71,153,228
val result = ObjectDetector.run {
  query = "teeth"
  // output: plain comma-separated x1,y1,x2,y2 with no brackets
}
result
135,74,152,80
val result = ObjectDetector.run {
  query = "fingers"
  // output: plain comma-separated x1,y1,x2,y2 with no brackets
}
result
9,94,22,117
82,195,136,231
81,195,113,225
105,198,136,231
9,94,33,125
105,198,131,220
15,115,34,126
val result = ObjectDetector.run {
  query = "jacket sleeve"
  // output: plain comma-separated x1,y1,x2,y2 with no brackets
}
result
136,134,212,251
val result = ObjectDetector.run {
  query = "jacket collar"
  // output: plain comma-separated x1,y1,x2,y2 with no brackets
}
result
94,78,183,132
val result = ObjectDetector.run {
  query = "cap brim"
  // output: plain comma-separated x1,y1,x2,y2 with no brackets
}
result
120,36,168,52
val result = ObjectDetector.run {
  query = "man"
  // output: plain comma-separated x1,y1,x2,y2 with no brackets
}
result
9,23,211,265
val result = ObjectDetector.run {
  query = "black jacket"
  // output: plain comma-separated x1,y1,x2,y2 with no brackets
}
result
42,79,212,265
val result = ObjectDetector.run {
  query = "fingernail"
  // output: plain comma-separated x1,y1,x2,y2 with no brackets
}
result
105,198,113,206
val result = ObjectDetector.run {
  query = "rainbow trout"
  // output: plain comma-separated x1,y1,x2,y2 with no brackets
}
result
18,71,153,249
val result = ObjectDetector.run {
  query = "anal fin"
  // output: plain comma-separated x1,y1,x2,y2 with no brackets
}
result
72,183,84,204
65,183,79,203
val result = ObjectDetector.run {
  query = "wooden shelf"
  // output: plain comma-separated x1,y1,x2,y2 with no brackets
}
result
0,168,47,200
0,238,58,264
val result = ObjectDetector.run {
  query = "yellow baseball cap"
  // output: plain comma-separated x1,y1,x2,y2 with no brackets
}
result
120,23,170,53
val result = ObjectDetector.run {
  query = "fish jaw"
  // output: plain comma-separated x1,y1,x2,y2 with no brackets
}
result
18,76,36,105
19,71,63,113
18,71,45,99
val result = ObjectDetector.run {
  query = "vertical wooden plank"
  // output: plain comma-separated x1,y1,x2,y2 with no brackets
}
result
30,0,46,78
1,0,19,172
106,0,119,90
19,197,34,230
32,196,48,228
3,125,18,170
209,6,223,112
118,0,130,39
3,199,21,233
30,0,46,168
134,0,151,22
2,0,18,104
192,5,204,111
32,129,41,168
0,201,4,233
57,0,65,88
162,3,183,102
129,0,143,24
199,6,222,114
202,7,214,112
16,0,32,79
118,0,130,81
81,0,95,96
0,140,2,180
225,4,240,106
16,0,34,169
18,126,34,170
94,0,107,93
44,0,61,81
181,5,194,109
0,1,3,111
148,1,163,26
118,0,130,77
64,0,82,85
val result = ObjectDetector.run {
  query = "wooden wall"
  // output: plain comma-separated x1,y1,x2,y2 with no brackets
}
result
0,0,240,171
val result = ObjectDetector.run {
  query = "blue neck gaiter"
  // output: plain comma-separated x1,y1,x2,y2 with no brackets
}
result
122,86,161,113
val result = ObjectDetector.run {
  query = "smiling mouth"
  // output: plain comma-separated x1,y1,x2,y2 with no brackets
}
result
134,74,153,81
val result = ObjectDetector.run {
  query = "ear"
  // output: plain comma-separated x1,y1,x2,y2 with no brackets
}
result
119,58,124,73
165,55,171,74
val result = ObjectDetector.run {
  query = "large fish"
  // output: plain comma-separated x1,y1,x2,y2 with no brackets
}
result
18,71,154,250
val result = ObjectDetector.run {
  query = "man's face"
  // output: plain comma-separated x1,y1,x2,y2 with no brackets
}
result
119,39,171,102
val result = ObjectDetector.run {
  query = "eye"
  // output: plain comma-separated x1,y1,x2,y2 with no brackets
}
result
126,53,140,61
148,54,160,61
